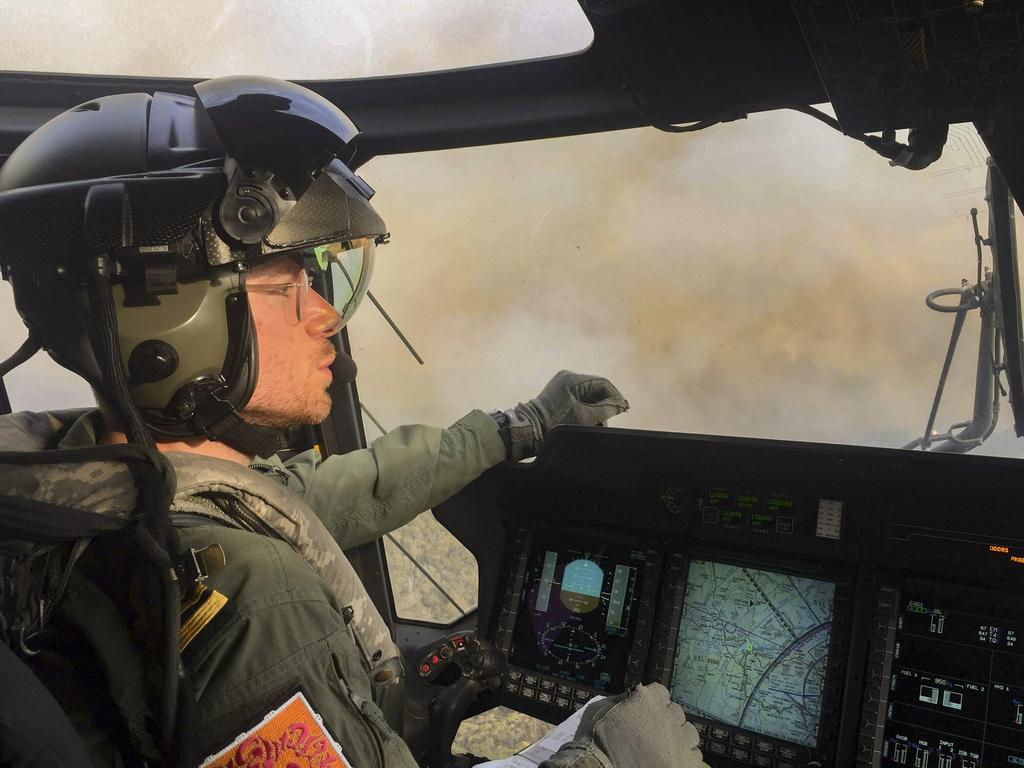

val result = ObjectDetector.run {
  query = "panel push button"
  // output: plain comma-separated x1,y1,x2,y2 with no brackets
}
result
730,747,751,762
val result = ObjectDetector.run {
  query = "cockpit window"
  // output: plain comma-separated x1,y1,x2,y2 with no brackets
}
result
0,0,594,79
349,114,1024,459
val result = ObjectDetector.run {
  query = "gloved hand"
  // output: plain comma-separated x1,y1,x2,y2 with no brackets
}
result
495,370,629,461
540,684,708,768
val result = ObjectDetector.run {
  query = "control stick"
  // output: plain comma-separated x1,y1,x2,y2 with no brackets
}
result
415,631,505,768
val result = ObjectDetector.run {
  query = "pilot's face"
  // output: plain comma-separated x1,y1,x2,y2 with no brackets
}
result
242,257,342,428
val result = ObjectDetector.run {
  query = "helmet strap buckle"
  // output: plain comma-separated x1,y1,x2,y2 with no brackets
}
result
192,391,284,459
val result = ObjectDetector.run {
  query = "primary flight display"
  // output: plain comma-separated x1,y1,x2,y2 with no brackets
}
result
509,540,649,692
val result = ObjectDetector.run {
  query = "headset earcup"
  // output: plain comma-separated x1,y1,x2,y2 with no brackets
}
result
127,340,179,385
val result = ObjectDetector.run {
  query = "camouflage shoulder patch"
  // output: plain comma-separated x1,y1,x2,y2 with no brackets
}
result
200,691,352,768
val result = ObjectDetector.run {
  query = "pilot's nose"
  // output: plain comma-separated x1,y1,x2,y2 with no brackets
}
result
305,290,343,337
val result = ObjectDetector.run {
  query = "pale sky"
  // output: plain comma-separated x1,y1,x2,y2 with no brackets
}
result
2,2,1023,459
0,0,593,79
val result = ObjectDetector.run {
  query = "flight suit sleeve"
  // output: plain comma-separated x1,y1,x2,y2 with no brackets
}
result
284,409,507,550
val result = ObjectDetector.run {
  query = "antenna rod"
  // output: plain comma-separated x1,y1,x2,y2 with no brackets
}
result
359,401,388,435
367,291,424,365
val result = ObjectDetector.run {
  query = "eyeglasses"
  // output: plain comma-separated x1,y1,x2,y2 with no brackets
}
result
242,238,376,332
244,271,323,326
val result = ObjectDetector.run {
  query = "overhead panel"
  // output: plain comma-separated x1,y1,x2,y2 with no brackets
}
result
790,0,1024,133
583,0,827,126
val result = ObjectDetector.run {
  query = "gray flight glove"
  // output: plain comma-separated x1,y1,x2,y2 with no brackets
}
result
493,370,629,461
540,684,709,768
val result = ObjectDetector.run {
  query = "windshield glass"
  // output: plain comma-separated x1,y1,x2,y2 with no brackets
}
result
2,113,1021,457
345,115,1024,458
0,0,594,78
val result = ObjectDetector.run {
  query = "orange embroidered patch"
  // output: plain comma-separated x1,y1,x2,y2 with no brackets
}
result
200,691,352,768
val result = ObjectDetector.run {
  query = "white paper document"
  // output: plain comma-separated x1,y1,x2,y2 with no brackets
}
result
474,696,605,768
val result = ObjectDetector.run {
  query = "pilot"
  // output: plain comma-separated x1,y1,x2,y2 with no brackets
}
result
0,77,706,768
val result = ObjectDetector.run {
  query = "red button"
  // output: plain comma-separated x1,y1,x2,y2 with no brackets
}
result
420,663,431,675
431,654,441,664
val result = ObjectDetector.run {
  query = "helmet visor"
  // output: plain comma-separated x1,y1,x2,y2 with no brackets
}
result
307,237,375,325
262,160,386,252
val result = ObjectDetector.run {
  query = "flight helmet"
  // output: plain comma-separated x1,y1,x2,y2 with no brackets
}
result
0,76,387,455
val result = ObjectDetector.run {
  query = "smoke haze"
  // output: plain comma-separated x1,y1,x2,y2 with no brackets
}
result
347,113,1023,456
1,1,1022,462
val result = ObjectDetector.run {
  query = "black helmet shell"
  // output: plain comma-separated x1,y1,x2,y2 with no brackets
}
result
195,76,360,174
0,77,386,449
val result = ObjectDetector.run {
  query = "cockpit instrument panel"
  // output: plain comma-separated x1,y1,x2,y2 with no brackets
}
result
874,584,1024,768
494,529,660,703
440,426,1024,766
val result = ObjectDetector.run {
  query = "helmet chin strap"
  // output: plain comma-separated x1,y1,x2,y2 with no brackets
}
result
190,391,287,459
186,347,359,460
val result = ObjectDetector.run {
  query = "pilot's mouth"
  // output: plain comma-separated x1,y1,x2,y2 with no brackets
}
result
318,356,335,372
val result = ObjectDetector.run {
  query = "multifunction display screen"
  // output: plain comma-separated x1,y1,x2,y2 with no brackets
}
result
509,540,649,691
670,559,836,748
882,595,1024,767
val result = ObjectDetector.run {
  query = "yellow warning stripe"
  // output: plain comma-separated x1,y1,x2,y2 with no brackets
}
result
180,590,228,652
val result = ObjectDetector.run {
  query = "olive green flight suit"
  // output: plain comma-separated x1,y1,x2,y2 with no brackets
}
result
7,408,506,767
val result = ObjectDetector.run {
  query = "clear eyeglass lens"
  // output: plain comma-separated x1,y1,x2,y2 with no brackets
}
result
246,278,310,326
295,273,313,323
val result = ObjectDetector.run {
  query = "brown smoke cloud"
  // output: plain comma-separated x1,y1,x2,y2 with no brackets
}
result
349,111,1019,454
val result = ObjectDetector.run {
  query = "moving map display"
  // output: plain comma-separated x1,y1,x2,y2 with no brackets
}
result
509,540,648,691
670,559,836,748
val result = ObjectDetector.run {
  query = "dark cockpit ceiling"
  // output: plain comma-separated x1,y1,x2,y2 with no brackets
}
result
3,0,1024,175
0,2,820,154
